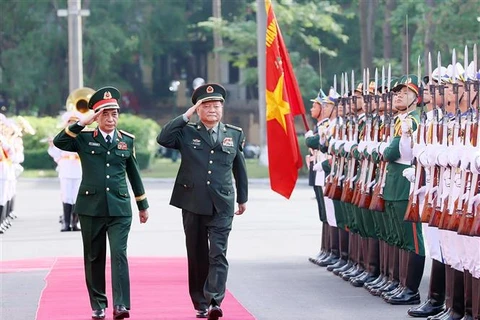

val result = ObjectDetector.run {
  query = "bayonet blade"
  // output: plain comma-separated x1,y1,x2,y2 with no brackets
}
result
464,45,468,75
387,64,391,92
428,52,432,84
452,48,457,84
374,68,378,96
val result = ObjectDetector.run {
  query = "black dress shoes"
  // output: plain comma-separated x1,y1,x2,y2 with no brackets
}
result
196,309,208,318
386,287,421,305
317,253,339,267
327,258,347,271
208,304,223,320
113,305,130,319
407,299,445,317
92,309,106,319
333,261,354,276
350,272,378,288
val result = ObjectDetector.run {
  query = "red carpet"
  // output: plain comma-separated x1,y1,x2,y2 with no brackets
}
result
28,257,255,320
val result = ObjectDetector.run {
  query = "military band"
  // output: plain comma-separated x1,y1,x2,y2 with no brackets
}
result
0,114,30,234
306,46,480,320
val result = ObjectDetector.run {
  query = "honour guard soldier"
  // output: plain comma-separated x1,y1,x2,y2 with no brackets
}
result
53,86,150,320
157,83,248,320
48,111,83,232
378,75,425,305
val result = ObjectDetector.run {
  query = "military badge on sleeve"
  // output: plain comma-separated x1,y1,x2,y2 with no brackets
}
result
118,141,128,150
222,137,234,147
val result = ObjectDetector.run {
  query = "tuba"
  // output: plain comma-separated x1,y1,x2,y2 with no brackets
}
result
66,87,95,114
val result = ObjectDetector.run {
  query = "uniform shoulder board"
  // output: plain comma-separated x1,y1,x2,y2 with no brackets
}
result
81,127,95,132
119,130,135,139
225,124,242,131
187,122,197,127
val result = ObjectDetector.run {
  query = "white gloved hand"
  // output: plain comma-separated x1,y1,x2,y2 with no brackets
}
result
414,186,426,198
378,141,390,155
304,130,314,138
418,150,430,167
470,152,480,175
313,162,323,172
367,141,379,154
436,150,450,167
447,146,462,168
401,119,412,136
402,167,416,183
343,141,355,153
412,143,426,159
358,140,367,153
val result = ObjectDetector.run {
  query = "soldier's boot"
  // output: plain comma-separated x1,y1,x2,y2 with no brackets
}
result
366,239,386,291
61,203,72,232
461,271,473,320
70,204,81,231
408,259,446,317
328,228,349,271
471,277,480,320
375,245,400,297
450,269,465,319
0,205,5,234
314,223,331,265
387,251,424,305
310,222,329,263
4,200,12,228
322,225,340,267
430,266,457,320
8,196,17,219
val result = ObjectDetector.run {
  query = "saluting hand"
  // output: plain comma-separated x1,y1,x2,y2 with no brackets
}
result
139,209,149,224
184,99,204,120
235,203,246,215
78,111,101,127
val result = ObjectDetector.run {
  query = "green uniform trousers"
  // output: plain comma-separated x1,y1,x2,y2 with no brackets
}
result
182,209,233,310
385,200,425,256
79,215,132,310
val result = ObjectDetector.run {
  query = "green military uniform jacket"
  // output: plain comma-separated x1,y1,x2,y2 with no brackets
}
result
157,115,248,216
383,110,419,201
53,123,149,216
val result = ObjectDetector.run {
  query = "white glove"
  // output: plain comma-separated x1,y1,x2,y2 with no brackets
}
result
472,194,480,207
470,152,480,175
418,150,430,167
402,167,416,183
343,141,355,153
367,141,379,154
414,186,426,199
313,162,323,172
447,146,461,168
436,150,449,167
378,141,390,155
412,143,426,159
401,119,412,136
358,140,367,153
304,130,314,138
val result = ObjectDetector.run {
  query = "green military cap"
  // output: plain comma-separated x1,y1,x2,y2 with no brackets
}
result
392,74,419,95
88,87,121,113
191,83,226,104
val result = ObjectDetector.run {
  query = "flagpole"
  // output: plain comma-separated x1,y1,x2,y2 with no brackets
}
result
256,0,267,163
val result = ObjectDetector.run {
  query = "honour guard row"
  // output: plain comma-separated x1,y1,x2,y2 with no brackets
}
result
305,46,480,320
0,114,33,234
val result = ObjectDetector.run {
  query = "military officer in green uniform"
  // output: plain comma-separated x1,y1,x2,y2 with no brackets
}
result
53,86,149,320
157,83,248,320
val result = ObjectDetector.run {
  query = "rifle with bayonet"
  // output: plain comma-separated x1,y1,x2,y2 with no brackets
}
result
405,57,427,223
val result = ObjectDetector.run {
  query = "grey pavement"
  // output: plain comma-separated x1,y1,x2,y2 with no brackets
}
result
0,178,430,320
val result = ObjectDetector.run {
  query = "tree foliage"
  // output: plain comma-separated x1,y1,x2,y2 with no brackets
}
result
0,0,478,117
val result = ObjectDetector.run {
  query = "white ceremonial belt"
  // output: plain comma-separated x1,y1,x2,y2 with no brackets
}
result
394,159,411,165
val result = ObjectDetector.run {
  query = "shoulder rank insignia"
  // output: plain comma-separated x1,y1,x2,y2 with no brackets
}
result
225,123,242,131
119,130,135,139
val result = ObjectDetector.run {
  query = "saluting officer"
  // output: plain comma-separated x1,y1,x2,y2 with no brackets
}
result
157,83,248,320
53,87,149,320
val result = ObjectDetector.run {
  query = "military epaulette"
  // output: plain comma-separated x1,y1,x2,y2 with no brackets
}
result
187,122,197,126
225,123,242,131
119,130,135,139
81,127,95,133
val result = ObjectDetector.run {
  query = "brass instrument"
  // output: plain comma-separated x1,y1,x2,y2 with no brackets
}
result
65,87,95,114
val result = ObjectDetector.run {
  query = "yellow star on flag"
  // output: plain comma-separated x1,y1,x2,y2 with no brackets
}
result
266,74,290,132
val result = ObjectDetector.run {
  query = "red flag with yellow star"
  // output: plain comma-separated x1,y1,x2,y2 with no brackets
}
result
265,0,304,199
